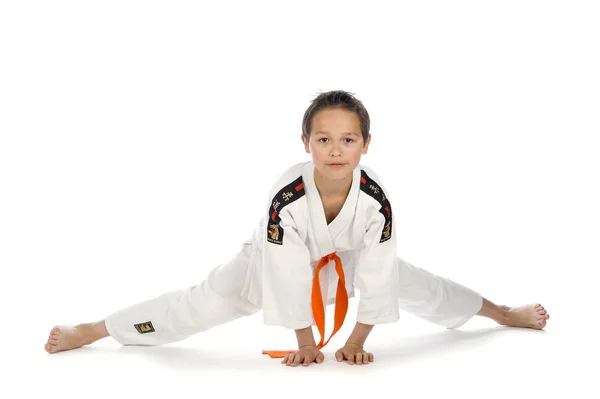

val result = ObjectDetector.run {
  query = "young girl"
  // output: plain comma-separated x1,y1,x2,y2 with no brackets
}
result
44,90,550,367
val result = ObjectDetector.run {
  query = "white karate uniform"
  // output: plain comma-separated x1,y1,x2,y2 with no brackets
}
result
104,161,483,346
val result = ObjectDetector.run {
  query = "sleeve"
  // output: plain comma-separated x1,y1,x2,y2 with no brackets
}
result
261,203,315,330
354,205,400,325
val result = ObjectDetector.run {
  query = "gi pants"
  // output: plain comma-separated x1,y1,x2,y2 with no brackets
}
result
104,243,483,346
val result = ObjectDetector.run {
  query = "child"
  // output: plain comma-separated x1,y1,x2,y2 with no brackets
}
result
44,90,550,367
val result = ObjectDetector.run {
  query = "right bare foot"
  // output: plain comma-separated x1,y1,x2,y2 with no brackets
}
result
45,325,89,354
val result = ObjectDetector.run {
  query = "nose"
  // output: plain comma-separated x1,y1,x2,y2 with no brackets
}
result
330,142,342,157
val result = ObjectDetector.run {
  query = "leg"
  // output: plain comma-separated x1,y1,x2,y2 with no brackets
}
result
477,297,550,329
45,242,260,354
395,257,550,330
395,257,483,329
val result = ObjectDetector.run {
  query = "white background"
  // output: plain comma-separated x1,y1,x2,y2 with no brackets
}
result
1,1,598,397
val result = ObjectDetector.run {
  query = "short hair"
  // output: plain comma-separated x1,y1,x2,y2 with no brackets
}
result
301,90,370,145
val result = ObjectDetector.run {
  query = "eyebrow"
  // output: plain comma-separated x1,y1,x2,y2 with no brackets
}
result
314,131,360,136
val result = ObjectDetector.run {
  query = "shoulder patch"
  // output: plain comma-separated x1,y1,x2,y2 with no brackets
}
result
267,175,305,245
360,170,392,243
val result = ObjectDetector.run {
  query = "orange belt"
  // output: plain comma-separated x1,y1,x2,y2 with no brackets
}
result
262,252,348,358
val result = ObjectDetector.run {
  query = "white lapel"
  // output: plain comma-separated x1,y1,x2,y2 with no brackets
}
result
327,164,361,240
302,161,362,305
302,161,361,252
302,161,335,256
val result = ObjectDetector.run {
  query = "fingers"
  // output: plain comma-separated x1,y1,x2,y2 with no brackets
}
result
283,348,378,367
282,350,325,367
281,353,295,365
303,352,317,367
282,352,302,367
291,353,302,367
316,352,325,364
349,351,374,366
303,354,310,367
355,352,370,365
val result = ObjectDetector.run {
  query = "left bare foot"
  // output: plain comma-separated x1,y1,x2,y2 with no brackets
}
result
498,303,550,329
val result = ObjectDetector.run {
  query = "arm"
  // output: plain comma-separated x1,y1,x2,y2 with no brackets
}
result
279,326,323,367
295,326,317,348
262,207,326,366
335,201,399,364
354,209,399,328
335,320,376,365
345,321,374,347
261,205,315,330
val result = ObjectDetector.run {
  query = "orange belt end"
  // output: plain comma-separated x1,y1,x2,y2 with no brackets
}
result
262,350,297,358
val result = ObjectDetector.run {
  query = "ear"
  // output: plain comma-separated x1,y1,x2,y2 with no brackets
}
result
301,134,310,154
362,134,372,154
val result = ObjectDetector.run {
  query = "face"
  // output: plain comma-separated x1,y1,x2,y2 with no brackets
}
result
301,107,371,183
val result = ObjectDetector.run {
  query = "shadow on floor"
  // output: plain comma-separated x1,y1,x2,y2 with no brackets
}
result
58,324,544,371
370,324,546,366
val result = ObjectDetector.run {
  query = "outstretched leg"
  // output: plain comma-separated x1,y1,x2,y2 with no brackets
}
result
45,242,260,354
476,297,550,329
395,257,550,330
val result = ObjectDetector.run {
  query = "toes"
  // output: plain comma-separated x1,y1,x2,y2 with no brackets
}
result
537,311,549,319
538,319,546,328
45,343,57,353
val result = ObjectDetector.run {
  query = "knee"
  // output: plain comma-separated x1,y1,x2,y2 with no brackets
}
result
208,265,246,297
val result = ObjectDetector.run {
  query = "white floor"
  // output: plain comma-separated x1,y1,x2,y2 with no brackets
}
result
8,292,595,399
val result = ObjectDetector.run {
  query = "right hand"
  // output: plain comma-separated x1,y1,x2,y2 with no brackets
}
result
281,345,325,367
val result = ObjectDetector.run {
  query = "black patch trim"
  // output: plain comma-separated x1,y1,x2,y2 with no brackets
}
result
360,170,393,243
134,321,155,334
266,175,305,245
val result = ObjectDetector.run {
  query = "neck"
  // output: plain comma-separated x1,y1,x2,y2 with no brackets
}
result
314,168,353,198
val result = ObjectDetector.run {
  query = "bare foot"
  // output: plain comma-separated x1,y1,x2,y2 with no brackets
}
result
44,325,90,354
498,303,550,330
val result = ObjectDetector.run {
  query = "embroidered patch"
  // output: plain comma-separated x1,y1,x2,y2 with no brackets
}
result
360,170,393,243
267,175,305,245
134,321,155,334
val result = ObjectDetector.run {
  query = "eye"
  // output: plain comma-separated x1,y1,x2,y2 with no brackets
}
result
318,138,354,143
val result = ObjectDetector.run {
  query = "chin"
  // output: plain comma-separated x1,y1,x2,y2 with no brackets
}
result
318,165,352,179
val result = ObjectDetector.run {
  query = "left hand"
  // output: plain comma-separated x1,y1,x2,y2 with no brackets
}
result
335,342,374,365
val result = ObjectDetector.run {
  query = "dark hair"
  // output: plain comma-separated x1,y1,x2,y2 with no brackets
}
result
301,90,370,145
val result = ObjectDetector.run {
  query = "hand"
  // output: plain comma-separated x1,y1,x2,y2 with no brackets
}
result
281,345,325,367
335,342,374,365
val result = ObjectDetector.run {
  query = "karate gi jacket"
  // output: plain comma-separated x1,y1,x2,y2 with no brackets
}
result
240,161,400,330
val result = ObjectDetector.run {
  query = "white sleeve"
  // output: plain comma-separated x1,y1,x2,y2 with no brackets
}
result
354,205,400,325
261,203,314,330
